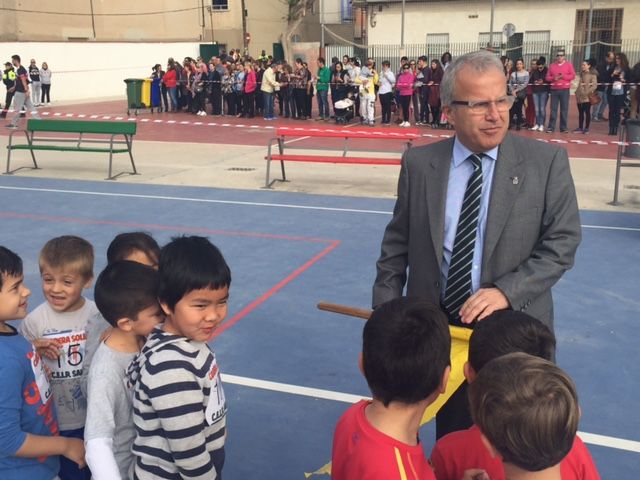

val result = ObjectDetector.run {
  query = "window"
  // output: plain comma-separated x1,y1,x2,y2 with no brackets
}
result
212,0,228,11
574,8,623,63
341,0,353,23
523,31,550,66
426,33,449,60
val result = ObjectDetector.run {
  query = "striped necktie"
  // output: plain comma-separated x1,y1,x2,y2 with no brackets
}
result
443,153,484,320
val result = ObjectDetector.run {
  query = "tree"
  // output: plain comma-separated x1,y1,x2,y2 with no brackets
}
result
280,0,316,64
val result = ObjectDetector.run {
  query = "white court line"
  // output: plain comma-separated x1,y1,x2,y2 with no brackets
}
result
1,186,640,232
221,373,640,453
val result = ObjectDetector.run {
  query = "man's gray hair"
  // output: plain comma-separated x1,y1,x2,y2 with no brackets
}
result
440,51,504,107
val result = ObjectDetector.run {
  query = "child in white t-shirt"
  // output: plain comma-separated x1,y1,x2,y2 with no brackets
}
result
20,235,95,480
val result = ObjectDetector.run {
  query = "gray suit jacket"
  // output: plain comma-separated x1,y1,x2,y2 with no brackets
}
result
372,133,581,330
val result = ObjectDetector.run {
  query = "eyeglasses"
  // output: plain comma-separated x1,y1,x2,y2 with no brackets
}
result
450,95,515,114
556,54,565,57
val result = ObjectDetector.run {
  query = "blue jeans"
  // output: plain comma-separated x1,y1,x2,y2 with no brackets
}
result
167,87,178,111
532,92,548,126
263,91,274,118
593,91,608,119
548,89,569,131
59,428,91,480
317,90,329,119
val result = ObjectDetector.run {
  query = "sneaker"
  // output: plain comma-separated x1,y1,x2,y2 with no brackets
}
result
200,111,207,116
529,125,538,131
6,124,18,129
546,128,554,133
583,129,589,134
572,128,583,133
560,129,569,133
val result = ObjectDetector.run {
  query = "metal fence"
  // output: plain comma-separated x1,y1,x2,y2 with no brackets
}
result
326,39,640,74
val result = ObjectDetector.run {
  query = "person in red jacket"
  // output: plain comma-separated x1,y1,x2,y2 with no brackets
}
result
162,62,178,112
431,311,600,480
242,61,256,118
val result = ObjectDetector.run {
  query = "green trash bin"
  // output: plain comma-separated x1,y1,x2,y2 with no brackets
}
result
124,78,144,115
624,119,640,159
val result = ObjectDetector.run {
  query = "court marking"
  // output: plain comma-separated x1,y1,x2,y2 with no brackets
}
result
0,211,341,338
1,185,639,232
221,373,640,454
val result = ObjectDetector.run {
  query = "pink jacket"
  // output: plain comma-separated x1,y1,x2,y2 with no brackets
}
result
545,61,576,90
397,71,416,96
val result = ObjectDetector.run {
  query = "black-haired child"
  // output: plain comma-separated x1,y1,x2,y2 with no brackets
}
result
127,236,230,479
332,297,451,479
84,261,162,479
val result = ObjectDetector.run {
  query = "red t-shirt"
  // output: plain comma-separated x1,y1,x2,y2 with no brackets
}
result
430,424,601,480
332,400,436,480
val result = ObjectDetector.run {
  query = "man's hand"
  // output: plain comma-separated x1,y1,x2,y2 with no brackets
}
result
63,437,86,468
459,288,509,324
33,338,60,360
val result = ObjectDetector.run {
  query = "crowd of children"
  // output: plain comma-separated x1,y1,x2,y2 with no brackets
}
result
0,232,229,480
0,229,601,480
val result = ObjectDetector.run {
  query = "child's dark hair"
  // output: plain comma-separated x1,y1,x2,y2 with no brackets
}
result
94,261,159,327
106,232,161,266
0,246,23,289
468,311,556,373
158,236,231,310
468,352,579,472
363,297,450,407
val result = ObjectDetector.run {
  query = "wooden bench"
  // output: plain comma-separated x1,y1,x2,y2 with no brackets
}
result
265,126,420,188
5,119,138,180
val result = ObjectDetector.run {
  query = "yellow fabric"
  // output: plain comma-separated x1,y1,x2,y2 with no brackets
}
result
305,325,472,477
421,325,472,425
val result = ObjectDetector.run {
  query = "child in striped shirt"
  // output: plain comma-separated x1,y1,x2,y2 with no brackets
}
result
127,236,230,480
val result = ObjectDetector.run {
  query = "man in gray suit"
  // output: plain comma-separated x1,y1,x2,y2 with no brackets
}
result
372,51,581,438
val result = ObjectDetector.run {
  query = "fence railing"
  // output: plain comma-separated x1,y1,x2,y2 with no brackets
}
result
326,39,640,74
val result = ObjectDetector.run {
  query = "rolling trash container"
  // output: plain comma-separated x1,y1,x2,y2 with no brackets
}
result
124,78,157,115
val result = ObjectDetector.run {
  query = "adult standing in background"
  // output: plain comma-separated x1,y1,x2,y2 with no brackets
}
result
261,62,280,121
315,57,331,121
607,52,630,136
573,59,597,134
427,59,444,128
373,50,581,439
1,61,16,118
6,54,40,129
508,58,529,131
546,50,575,133
378,61,395,126
39,61,52,104
529,56,549,131
593,51,615,122
28,59,41,106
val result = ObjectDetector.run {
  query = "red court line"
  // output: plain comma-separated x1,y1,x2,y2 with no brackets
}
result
212,239,341,338
0,212,335,243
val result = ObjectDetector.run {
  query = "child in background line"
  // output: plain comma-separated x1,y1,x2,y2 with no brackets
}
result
19,235,95,480
0,246,85,480
127,236,230,479
85,261,162,480
468,352,583,480
83,231,161,391
431,311,600,480
331,297,451,480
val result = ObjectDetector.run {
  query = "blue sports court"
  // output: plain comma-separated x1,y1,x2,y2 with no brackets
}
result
0,175,638,479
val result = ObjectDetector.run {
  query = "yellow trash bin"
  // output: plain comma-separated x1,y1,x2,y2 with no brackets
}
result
141,78,152,107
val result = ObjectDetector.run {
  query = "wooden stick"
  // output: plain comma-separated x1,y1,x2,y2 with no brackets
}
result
317,302,372,320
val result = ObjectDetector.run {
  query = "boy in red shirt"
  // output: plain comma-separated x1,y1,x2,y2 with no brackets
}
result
332,297,451,480
431,311,600,480
468,353,587,480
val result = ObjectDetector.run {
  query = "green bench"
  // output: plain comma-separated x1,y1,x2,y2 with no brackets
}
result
5,119,138,180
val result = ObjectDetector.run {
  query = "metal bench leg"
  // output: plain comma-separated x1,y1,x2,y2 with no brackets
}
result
278,137,286,181
265,142,273,188
106,135,115,180
27,131,39,169
610,124,626,205
126,135,139,175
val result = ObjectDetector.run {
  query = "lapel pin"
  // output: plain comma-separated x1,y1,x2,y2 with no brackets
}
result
511,176,519,185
